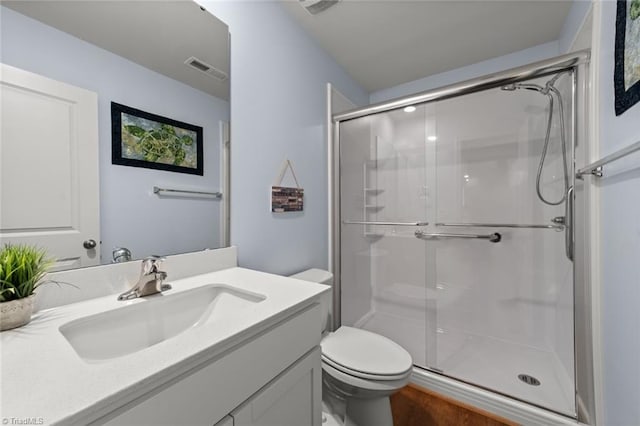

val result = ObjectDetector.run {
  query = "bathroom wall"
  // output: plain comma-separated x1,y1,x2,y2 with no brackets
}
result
0,6,229,262
596,2,640,425
558,0,594,54
201,1,368,275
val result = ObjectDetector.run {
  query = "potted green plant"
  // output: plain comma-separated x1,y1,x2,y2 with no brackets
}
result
0,244,53,331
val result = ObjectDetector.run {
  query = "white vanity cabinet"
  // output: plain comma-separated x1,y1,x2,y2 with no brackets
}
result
231,347,321,426
98,304,323,426
1,261,332,425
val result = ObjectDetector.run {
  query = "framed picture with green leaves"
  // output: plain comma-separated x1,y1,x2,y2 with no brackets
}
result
111,102,203,175
615,0,640,116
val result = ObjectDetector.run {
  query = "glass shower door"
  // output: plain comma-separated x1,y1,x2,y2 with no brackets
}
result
429,76,574,415
339,107,434,368
338,72,575,417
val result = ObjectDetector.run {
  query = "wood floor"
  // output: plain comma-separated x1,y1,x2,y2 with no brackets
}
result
390,384,519,426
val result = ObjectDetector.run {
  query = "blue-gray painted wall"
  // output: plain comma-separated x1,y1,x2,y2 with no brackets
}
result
598,2,640,425
558,0,593,53
203,1,368,275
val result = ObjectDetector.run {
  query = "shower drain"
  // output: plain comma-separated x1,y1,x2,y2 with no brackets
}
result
518,374,541,386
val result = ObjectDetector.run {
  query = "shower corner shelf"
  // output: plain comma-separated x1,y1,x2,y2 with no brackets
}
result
365,158,391,168
364,232,385,240
364,188,384,194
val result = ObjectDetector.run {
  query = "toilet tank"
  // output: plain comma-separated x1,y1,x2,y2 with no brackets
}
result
290,269,333,332
289,268,333,286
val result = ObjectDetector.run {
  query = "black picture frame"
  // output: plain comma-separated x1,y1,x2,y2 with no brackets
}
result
111,102,204,175
614,0,640,116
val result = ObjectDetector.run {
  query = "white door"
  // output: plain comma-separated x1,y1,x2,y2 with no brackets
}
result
0,63,100,270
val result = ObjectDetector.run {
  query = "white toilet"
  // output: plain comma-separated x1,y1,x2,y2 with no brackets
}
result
290,269,413,426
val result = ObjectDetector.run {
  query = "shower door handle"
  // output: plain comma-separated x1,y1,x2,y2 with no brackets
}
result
565,186,574,261
415,230,502,243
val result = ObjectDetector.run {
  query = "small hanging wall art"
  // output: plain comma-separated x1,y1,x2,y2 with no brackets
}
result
271,159,304,212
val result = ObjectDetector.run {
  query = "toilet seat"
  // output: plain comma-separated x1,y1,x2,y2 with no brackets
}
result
321,326,413,381
322,355,412,381
322,357,411,396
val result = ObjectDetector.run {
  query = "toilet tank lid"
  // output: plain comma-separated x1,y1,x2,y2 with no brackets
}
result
289,268,333,285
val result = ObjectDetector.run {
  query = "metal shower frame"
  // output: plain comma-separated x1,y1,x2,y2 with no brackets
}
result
328,49,590,416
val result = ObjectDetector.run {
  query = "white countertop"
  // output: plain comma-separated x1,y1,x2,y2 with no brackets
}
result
0,267,330,425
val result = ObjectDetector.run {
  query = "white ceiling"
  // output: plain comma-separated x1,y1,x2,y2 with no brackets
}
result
5,1,572,99
282,0,573,93
3,1,230,100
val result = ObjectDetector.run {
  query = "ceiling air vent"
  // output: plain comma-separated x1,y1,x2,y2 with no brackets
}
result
299,0,341,15
184,56,228,81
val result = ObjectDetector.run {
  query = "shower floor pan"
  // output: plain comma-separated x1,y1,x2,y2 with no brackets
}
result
356,310,575,417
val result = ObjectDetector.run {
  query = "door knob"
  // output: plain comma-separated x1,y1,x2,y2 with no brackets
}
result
83,239,97,249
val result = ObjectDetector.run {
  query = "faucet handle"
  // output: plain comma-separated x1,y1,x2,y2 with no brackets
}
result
141,255,166,274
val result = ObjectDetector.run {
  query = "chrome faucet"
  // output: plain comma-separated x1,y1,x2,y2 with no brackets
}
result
112,247,132,263
117,256,172,301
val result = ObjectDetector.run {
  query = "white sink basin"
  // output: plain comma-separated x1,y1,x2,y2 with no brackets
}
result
59,284,265,362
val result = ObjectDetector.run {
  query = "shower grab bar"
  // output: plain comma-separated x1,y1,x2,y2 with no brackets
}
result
415,230,502,243
576,139,640,179
153,186,222,198
435,222,563,230
343,220,429,226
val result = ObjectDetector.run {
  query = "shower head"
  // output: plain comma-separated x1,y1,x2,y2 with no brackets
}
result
500,83,547,94
299,0,341,15
501,84,518,91
502,71,569,95
546,72,563,88
500,73,570,210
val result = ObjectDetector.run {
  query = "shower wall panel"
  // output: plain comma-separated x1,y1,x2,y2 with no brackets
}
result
433,84,572,347
339,117,374,327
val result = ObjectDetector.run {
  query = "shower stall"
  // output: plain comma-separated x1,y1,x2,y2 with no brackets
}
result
331,52,590,420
